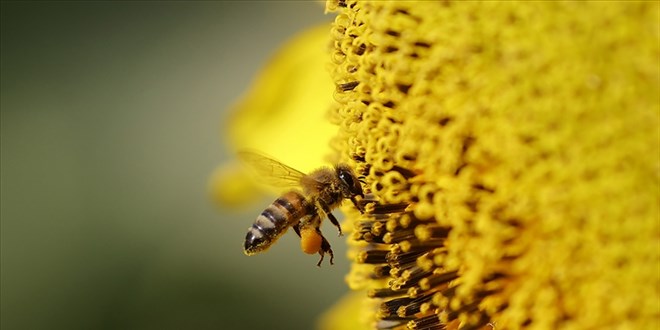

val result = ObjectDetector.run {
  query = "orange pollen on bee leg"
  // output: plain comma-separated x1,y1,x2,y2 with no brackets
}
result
300,228,322,254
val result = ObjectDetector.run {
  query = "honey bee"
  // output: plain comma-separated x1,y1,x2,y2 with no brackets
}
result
239,151,365,266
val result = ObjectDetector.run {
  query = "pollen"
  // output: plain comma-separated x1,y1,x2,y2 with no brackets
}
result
326,1,659,329
300,227,323,255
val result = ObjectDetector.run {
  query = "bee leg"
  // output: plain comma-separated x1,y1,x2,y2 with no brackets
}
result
351,196,365,214
318,202,343,236
326,212,342,237
316,233,334,267
293,221,302,238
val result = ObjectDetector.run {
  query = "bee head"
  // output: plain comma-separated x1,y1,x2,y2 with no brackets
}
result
335,164,365,200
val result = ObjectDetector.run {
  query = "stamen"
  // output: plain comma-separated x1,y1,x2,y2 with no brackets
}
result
396,292,435,317
407,314,443,330
371,202,410,214
419,271,459,291
383,228,416,244
414,224,451,241
356,249,389,264
372,265,393,279
379,296,414,318
368,287,408,298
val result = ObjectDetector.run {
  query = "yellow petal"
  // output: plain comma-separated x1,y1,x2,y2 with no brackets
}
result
317,292,373,330
211,24,336,207
224,23,336,171
208,161,262,208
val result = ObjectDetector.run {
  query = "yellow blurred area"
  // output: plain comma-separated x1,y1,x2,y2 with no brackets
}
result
317,292,371,330
1,3,350,330
211,25,337,207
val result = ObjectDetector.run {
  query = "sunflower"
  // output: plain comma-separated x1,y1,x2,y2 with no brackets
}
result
215,1,660,329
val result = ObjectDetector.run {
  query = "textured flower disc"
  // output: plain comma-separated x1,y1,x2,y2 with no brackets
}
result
326,1,659,329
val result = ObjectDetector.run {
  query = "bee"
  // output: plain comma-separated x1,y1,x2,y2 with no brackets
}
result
239,151,365,266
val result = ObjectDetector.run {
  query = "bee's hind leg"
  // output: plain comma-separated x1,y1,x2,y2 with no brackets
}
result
292,221,302,238
316,232,334,267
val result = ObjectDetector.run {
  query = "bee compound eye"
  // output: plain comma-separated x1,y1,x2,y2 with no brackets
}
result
339,170,355,187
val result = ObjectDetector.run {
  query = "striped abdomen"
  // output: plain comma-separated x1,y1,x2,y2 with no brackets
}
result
244,191,310,255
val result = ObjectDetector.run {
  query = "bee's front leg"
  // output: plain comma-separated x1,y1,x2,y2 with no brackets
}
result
326,212,342,237
316,201,342,237
351,196,365,214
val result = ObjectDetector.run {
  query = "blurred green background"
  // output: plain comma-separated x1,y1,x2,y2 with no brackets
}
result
1,2,350,329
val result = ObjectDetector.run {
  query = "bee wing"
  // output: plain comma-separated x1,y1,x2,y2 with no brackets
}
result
237,150,306,188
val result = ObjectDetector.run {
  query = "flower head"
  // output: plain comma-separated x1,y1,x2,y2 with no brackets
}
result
325,1,659,329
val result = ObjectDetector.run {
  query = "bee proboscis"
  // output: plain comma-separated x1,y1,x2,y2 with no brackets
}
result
239,151,365,266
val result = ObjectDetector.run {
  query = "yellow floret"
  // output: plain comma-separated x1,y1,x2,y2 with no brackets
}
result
326,1,659,329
